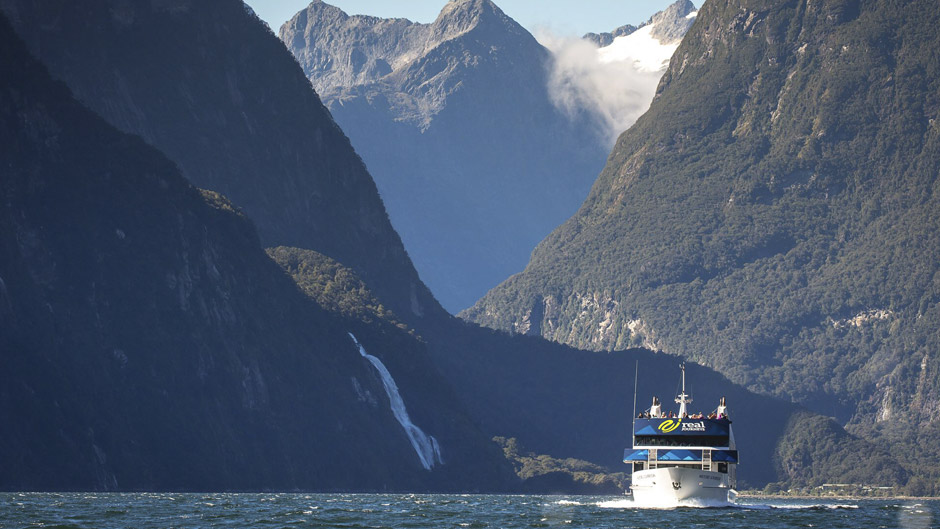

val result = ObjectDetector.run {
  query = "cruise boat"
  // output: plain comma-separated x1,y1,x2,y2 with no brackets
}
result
624,363,738,507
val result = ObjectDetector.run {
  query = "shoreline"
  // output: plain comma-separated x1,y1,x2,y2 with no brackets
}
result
736,492,940,501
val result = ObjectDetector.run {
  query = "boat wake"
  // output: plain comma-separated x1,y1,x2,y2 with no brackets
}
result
597,498,736,509
735,503,859,511
595,498,859,510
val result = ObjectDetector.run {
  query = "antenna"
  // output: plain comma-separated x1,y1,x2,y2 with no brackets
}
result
675,362,692,417
632,360,639,447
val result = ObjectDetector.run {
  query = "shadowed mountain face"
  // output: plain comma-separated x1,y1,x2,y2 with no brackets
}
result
0,0,439,323
465,0,940,489
281,0,610,313
0,13,502,491
0,6,516,492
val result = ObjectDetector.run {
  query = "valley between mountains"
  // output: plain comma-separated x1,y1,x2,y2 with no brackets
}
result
1,0,937,495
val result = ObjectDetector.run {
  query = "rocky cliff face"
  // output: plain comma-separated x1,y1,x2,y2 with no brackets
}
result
583,24,638,48
464,0,940,490
281,0,609,313
0,0,437,323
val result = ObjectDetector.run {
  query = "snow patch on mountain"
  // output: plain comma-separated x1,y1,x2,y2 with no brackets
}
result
540,4,696,143
597,23,680,73
539,22,676,144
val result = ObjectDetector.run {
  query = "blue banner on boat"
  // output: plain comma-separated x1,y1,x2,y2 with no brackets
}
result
712,450,739,463
624,449,649,461
657,449,703,461
633,418,731,436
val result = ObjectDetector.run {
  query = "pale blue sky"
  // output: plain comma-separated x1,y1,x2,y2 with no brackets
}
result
248,0,680,36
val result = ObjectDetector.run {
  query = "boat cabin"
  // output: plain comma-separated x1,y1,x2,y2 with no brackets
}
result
625,417,738,476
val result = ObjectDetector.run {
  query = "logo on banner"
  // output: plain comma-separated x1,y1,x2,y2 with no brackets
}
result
681,421,706,432
658,419,681,433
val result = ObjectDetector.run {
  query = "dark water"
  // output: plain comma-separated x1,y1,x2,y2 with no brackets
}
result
0,493,935,529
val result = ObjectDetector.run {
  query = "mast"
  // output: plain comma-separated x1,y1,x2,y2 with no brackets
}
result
632,360,638,447
675,362,692,417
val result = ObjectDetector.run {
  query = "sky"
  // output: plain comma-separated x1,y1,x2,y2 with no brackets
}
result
248,0,679,36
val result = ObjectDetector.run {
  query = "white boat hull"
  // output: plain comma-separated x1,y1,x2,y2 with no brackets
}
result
631,467,734,507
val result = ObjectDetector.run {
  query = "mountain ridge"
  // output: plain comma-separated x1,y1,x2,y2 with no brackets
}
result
1,0,440,323
281,0,607,312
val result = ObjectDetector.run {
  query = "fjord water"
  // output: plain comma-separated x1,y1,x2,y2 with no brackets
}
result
1,494,934,529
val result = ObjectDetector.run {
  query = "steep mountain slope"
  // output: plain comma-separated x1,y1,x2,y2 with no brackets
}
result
281,0,609,312
0,0,436,322
465,0,940,488
0,14,510,491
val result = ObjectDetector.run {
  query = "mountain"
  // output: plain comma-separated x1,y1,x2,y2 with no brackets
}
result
280,0,610,313
583,0,696,48
583,24,638,49
0,13,514,491
0,0,437,323
464,0,940,491
1,0,909,493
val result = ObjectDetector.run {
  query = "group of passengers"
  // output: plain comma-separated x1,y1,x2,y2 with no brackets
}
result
636,396,730,420
635,411,724,419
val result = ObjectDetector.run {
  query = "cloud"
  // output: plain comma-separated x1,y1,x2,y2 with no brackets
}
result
537,29,668,146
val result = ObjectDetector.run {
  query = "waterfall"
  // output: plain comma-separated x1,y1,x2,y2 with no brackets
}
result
348,333,443,470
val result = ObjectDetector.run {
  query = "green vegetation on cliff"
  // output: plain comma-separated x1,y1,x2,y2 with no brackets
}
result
465,0,940,490
267,246,408,331
494,437,626,494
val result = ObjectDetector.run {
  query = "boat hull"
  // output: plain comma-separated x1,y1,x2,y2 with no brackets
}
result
631,467,734,507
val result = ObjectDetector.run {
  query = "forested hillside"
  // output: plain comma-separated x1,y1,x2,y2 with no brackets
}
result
465,0,940,491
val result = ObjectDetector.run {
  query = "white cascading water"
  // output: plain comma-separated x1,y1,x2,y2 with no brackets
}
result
348,333,443,470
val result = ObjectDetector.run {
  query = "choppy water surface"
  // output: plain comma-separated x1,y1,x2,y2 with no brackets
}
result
0,493,935,529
